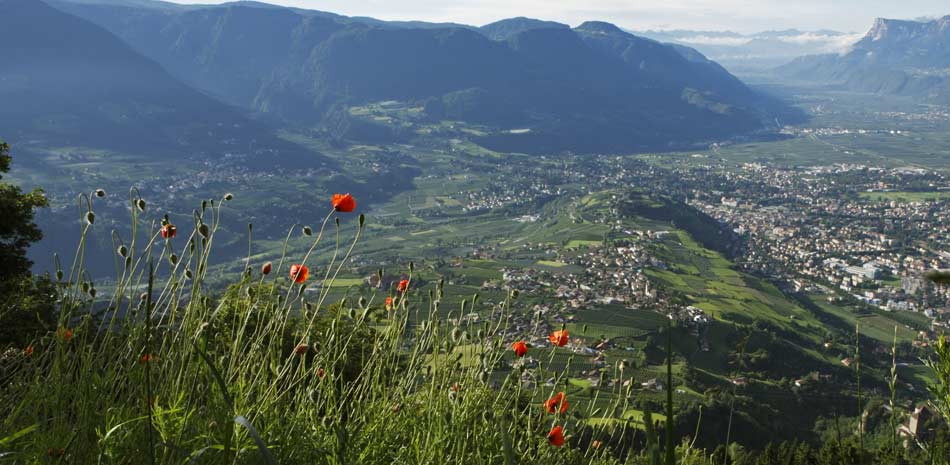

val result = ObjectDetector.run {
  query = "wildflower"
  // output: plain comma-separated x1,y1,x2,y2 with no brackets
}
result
451,383,460,392
591,440,603,450
385,296,394,311
139,353,155,364
547,425,565,447
294,343,309,355
261,262,272,275
544,392,569,414
161,223,177,239
332,193,356,212
316,367,325,379
24,345,33,357
512,340,528,357
59,328,72,343
290,264,309,284
392,403,401,413
549,329,569,347
397,279,409,293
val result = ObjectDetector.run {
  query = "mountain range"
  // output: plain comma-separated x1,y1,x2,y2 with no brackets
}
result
34,0,794,154
637,29,862,75
0,0,320,168
778,16,950,103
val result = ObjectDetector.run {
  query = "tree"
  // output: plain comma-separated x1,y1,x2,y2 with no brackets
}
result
0,141,54,347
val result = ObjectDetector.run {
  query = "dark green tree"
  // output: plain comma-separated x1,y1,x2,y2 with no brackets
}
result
0,141,54,347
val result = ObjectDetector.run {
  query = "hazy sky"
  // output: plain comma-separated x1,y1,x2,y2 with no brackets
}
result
167,0,950,33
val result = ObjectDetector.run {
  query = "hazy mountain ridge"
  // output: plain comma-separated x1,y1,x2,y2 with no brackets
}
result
49,0,792,154
778,16,950,102
0,0,325,170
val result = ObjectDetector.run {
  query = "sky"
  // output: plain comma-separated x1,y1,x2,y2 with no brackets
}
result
166,0,950,33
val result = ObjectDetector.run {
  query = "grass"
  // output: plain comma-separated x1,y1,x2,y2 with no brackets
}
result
0,191,685,464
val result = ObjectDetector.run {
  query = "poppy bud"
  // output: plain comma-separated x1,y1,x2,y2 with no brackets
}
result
117,245,128,258
88,288,97,298
56,270,64,281
185,269,193,280
95,188,106,198
136,199,146,211
85,211,96,225
198,224,210,239
348,308,357,319
81,282,90,293
302,226,312,236
358,214,365,228
169,254,178,265
294,344,309,355
358,296,367,308
451,328,462,343
261,262,272,275
511,290,519,299
125,257,132,268
140,292,148,301
224,193,233,201
409,262,414,272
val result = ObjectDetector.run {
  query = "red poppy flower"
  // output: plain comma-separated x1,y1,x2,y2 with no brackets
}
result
60,328,72,343
24,345,33,357
316,367,325,379
512,340,528,357
332,193,356,212
385,296,395,311
294,343,309,355
397,279,409,293
549,329,569,347
261,262,272,275
139,353,155,364
451,382,460,392
161,223,177,239
290,264,309,284
591,440,603,450
547,425,565,447
544,392,569,414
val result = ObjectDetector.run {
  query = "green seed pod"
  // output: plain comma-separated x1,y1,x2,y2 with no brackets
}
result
85,211,96,225
302,226,313,236
136,199,146,212
198,224,210,239
94,188,106,198
117,245,128,258
223,193,234,201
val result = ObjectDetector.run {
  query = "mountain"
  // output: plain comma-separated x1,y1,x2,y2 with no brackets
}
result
479,17,569,41
638,29,861,75
0,0,312,168
778,16,950,102
48,0,792,154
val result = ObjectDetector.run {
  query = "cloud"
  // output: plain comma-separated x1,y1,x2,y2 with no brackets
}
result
675,35,754,46
775,32,864,53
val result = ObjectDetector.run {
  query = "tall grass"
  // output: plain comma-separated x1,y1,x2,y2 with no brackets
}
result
1,190,948,465
0,191,657,464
